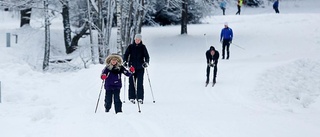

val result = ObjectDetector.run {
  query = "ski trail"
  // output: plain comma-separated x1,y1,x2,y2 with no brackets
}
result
111,109,169,137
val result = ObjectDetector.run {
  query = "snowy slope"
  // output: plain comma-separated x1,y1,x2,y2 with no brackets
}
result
1,0,320,137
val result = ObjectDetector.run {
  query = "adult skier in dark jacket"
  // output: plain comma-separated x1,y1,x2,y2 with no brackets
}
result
123,34,150,104
206,46,220,84
220,22,233,59
101,54,134,113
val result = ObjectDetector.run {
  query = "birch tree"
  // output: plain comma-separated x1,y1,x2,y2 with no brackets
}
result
60,0,73,54
119,0,148,54
43,0,50,71
115,0,122,54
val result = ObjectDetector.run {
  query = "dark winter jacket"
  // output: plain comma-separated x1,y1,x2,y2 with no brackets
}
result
220,27,233,41
273,1,279,9
123,41,150,70
101,55,132,90
206,46,220,65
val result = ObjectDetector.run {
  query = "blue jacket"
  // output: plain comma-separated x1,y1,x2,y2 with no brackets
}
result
102,65,132,90
273,1,279,8
220,1,226,9
220,27,233,41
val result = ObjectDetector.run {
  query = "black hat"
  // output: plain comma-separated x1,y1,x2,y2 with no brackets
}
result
210,46,215,51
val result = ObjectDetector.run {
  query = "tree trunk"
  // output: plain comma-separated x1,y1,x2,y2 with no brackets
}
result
104,0,114,56
20,8,32,27
61,0,73,54
136,0,144,34
97,0,105,64
116,0,122,54
70,23,89,52
43,0,50,71
124,0,134,50
181,0,188,35
86,0,96,64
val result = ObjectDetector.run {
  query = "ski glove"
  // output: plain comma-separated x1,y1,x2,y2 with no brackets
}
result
129,66,135,73
208,63,215,67
142,62,149,68
101,74,107,80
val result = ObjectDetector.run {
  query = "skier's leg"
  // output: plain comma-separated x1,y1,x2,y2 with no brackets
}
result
236,5,240,15
213,65,217,83
136,69,145,101
104,90,112,112
128,75,136,100
206,65,210,83
222,41,226,59
113,89,122,113
226,42,230,59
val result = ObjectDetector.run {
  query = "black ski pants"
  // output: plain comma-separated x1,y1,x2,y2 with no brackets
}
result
274,7,279,13
105,89,122,113
236,5,241,15
222,39,231,59
206,65,217,82
221,7,226,15
128,68,145,100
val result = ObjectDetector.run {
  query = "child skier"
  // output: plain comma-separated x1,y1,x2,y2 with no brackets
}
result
101,54,135,114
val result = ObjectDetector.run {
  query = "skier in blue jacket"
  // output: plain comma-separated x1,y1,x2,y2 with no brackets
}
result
220,22,233,59
219,0,227,15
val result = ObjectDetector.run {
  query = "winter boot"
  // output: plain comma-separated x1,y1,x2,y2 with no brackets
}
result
138,99,143,104
130,99,135,104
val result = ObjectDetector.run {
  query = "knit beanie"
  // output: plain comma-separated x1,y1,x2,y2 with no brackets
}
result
134,34,142,39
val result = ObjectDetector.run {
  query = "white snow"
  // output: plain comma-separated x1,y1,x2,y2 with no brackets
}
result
1,0,320,137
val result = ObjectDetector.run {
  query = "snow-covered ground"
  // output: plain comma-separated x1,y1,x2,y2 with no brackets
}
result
1,0,320,137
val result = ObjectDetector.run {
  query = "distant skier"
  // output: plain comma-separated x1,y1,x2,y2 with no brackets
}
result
235,0,243,15
220,22,233,59
273,0,280,13
219,0,227,15
206,46,220,85
101,54,135,114
123,34,150,104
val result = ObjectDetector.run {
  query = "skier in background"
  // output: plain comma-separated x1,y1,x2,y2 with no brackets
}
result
220,22,233,60
236,0,243,15
123,34,150,104
273,0,280,13
219,0,227,15
206,46,220,85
